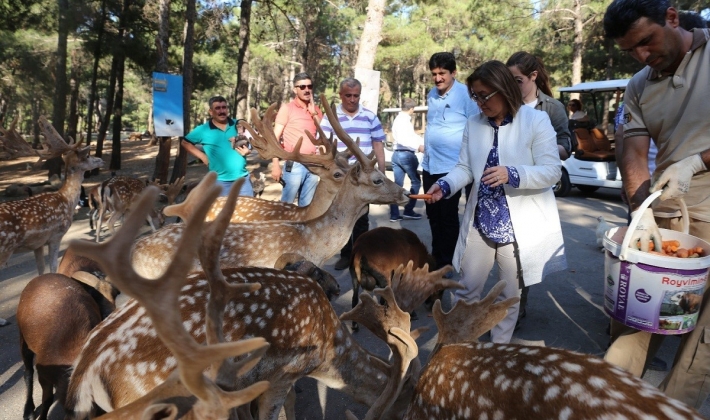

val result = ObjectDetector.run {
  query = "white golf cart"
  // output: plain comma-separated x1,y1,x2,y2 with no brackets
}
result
554,79,629,197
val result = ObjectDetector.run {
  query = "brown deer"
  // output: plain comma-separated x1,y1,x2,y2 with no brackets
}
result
67,180,270,419
401,282,702,419
17,243,118,420
129,107,408,277
65,176,428,420
0,116,103,274
274,252,340,300
203,103,352,223
348,227,453,330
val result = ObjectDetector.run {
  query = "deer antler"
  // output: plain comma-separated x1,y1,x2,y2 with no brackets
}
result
432,280,519,347
239,104,332,167
388,262,463,314
318,94,375,169
35,116,73,163
70,183,270,416
163,172,220,221
163,176,186,205
340,287,416,420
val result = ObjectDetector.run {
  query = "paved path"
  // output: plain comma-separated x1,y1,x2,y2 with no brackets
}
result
0,179,708,419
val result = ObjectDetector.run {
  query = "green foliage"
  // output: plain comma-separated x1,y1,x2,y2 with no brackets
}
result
2,0,709,135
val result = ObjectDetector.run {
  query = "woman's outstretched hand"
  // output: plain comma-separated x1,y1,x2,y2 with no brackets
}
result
426,183,443,204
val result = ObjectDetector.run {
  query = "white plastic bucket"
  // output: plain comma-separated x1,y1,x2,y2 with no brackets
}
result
603,191,710,334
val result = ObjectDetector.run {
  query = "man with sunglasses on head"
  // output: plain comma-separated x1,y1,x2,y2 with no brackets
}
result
272,72,324,206
320,77,387,271
423,52,479,275
182,95,253,196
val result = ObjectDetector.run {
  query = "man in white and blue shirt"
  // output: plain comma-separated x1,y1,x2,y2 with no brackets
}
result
423,52,480,272
320,78,387,270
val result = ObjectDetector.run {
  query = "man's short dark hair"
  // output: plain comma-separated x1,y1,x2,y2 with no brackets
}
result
402,98,417,111
679,11,707,30
208,96,228,108
293,72,312,85
428,52,456,72
604,0,670,39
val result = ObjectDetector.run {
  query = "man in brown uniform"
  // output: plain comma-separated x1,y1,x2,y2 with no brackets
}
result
603,0,710,408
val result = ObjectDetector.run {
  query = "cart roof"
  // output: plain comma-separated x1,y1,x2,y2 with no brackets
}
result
558,79,630,93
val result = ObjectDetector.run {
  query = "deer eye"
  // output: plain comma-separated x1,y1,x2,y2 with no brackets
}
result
333,172,343,179
374,178,384,185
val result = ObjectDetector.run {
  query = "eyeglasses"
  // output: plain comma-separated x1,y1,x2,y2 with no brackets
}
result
295,84,313,90
470,91,498,104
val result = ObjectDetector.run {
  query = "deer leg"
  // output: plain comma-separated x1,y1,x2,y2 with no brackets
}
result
350,272,360,332
33,248,45,275
36,366,54,420
146,214,157,232
106,211,121,238
21,338,36,420
95,205,106,242
282,386,296,420
256,384,293,420
47,240,60,274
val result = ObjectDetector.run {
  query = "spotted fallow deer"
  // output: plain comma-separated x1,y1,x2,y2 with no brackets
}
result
65,175,431,420
394,281,704,420
67,179,270,419
94,176,166,242
204,103,351,223
0,116,103,274
129,108,408,278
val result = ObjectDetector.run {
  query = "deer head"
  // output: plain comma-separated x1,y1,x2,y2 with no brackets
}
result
69,175,270,419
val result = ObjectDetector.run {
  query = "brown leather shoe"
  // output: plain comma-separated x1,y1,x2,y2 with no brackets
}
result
334,255,350,271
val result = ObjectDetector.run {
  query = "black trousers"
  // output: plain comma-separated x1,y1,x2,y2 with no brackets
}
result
423,171,462,269
340,206,370,257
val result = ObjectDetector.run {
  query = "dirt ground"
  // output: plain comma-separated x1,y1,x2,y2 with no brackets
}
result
0,138,280,204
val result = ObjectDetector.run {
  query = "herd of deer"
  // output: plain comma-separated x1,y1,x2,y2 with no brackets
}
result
0,99,705,419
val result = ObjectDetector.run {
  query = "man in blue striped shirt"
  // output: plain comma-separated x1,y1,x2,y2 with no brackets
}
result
321,78,387,270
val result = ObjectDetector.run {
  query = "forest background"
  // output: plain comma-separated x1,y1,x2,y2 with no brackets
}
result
1,0,708,182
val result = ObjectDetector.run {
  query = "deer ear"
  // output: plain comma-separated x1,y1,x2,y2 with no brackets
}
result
141,403,178,420
348,163,362,184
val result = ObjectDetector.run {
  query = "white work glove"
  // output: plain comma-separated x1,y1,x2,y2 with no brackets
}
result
651,154,707,201
629,208,662,252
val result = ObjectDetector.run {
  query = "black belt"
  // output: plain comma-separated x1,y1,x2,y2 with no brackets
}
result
394,149,415,153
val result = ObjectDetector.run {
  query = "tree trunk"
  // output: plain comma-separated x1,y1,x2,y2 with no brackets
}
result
354,0,386,70
171,0,195,183
571,0,584,88
94,51,118,173
156,0,171,74
152,0,172,184
86,0,107,156
52,0,69,137
109,0,132,172
234,0,252,118
153,138,172,183
67,49,80,143
48,0,70,178
32,98,41,148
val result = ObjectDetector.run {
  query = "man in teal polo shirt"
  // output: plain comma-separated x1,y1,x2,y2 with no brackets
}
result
182,96,253,196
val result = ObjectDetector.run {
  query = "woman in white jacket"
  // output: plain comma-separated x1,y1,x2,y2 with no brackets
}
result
426,60,567,343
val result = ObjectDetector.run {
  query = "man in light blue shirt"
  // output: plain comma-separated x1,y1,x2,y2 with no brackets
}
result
423,52,479,272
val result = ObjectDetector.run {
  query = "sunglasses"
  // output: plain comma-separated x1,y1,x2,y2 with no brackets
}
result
296,84,313,91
